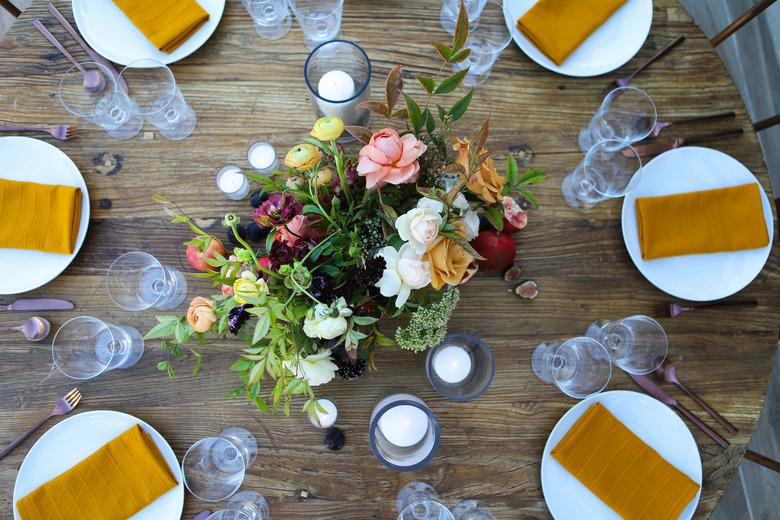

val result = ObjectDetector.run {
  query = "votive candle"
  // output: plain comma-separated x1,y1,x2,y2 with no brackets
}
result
377,404,429,447
247,141,278,172
432,345,473,384
316,70,357,124
309,398,338,429
216,165,250,200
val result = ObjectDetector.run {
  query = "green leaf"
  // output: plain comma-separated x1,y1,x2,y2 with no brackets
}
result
357,100,390,118
374,329,396,346
432,42,452,62
302,137,325,149
352,315,379,326
254,398,270,413
230,358,253,372
156,361,169,371
385,64,404,113
452,0,470,53
390,108,409,120
252,311,271,344
247,361,265,387
381,203,399,226
144,316,180,340
471,118,490,151
437,104,448,122
302,204,326,217
518,188,539,206
448,90,473,121
449,48,472,63
344,125,373,144
402,92,423,133
517,167,547,185
434,68,469,94
423,108,435,133
443,231,486,260
506,153,519,187
484,205,504,232
417,76,436,94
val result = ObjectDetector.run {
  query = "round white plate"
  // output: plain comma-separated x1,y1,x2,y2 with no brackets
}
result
622,146,773,301
13,410,184,520
503,0,653,77
0,137,89,295
541,390,702,520
72,0,226,66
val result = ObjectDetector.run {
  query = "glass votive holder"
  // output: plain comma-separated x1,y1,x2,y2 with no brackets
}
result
397,481,455,520
240,0,292,40
217,165,250,200
426,333,494,401
453,499,496,520
369,393,440,472
247,141,278,173
308,397,338,428
304,39,371,139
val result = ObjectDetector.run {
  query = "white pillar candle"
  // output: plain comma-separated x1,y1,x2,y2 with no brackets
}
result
432,345,472,384
378,404,429,447
216,165,250,200
309,398,338,429
247,141,278,172
316,70,356,124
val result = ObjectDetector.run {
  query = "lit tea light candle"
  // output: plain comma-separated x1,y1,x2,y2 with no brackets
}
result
247,141,278,172
216,165,250,200
309,398,338,429
432,345,473,384
317,70,356,124
377,404,429,447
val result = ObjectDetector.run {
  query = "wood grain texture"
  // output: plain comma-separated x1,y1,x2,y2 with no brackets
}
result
0,1,778,519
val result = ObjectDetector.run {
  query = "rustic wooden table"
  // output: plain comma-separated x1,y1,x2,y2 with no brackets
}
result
0,1,777,519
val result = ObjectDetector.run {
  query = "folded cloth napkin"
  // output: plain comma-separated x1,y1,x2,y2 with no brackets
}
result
113,0,210,54
636,183,769,260
0,178,82,255
16,424,178,520
517,0,627,65
551,403,700,520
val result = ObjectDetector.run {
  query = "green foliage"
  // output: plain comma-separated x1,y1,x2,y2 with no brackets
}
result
396,286,461,352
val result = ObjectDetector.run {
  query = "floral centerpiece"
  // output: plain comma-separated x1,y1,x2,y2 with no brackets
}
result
146,5,545,420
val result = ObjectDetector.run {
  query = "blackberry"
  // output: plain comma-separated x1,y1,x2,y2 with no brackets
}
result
323,427,345,451
249,190,268,209
226,224,248,246
335,357,367,381
246,222,269,243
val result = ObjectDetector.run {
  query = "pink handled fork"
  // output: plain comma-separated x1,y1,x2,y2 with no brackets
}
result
0,124,78,140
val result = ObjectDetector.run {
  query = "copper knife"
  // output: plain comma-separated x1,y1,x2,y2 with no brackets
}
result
623,127,744,157
628,373,729,448
0,298,74,311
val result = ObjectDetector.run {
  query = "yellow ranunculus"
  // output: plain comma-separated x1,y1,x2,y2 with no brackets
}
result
233,271,269,305
423,235,474,290
453,137,505,204
285,143,322,170
316,167,334,187
310,116,345,141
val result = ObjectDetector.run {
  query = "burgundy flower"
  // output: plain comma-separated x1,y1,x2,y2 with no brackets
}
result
268,240,295,269
253,193,302,228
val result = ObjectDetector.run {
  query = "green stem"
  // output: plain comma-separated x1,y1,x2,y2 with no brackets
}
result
230,223,282,280
331,140,353,206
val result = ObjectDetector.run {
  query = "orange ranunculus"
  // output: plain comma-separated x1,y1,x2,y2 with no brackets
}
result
423,235,474,290
186,297,216,333
453,137,505,204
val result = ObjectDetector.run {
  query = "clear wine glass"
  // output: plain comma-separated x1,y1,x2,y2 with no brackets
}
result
119,59,197,140
578,86,657,152
182,427,259,502
58,61,143,140
531,337,612,399
51,316,144,380
205,491,270,520
106,251,187,311
451,0,511,87
440,0,487,34
453,500,496,520
561,138,642,209
240,0,292,40
586,315,668,374
396,482,455,520
289,0,344,50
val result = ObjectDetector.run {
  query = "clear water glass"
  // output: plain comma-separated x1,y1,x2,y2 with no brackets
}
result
453,500,496,520
531,337,612,399
120,59,197,140
106,251,187,311
205,491,270,520
52,316,144,380
397,482,455,520
561,138,642,209
241,0,292,40
578,86,657,152
426,333,494,400
289,0,344,50
440,0,487,34
586,315,668,374
182,427,259,502
58,61,143,140
369,394,440,472
451,0,511,86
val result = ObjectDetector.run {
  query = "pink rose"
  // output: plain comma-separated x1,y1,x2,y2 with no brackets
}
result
357,129,427,189
277,215,307,245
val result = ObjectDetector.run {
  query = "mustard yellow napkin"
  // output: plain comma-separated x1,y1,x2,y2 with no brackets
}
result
113,0,210,54
517,0,627,65
551,403,700,520
636,183,769,260
0,178,82,255
16,424,178,520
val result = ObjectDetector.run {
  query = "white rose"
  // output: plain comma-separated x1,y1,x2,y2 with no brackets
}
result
395,205,443,254
416,197,445,213
452,193,470,212
462,209,480,240
315,316,348,339
375,244,431,308
283,350,337,387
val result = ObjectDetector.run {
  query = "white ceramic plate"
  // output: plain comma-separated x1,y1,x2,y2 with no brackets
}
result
541,390,702,520
622,146,773,301
0,137,89,295
503,0,653,77
13,410,184,520
72,0,226,66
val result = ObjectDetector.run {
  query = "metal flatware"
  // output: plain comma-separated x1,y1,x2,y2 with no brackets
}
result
624,127,744,157
610,35,685,89
628,373,729,448
667,298,757,318
0,388,82,460
0,124,78,141
0,316,51,342
193,512,212,520
652,111,736,137
32,19,105,93
0,298,74,311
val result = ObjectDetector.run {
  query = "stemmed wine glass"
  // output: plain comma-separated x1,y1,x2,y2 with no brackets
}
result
289,0,344,50
396,482,455,520
532,337,612,399
585,315,668,374
440,0,487,34
106,251,187,311
451,0,511,87
204,491,270,520
453,500,496,520
578,86,657,152
240,0,292,40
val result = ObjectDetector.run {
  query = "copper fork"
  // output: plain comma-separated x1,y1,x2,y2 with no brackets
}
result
0,388,82,460
0,125,78,141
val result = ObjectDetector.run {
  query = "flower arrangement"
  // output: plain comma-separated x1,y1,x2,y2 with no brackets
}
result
146,4,545,420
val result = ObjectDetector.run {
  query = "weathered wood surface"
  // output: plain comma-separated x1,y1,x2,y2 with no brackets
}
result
0,1,777,519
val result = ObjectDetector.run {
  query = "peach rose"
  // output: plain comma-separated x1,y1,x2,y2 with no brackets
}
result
453,137,505,204
357,129,427,189
423,235,474,290
186,297,216,333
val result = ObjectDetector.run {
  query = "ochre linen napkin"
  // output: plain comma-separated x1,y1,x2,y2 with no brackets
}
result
517,0,627,65
635,183,769,260
551,403,700,520
15,424,178,520
0,178,82,255
112,0,210,54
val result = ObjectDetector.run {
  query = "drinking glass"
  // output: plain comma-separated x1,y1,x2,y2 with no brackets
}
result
586,315,668,374
440,0,487,34
426,333,494,400
560,138,642,209
453,500,495,520
182,427,259,502
119,59,197,140
578,86,657,152
52,316,144,380
58,61,143,140
369,394,440,472
531,337,612,399
289,0,344,50
396,482,455,520
204,491,270,520
451,0,511,86
106,251,187,311
241,0,292,40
